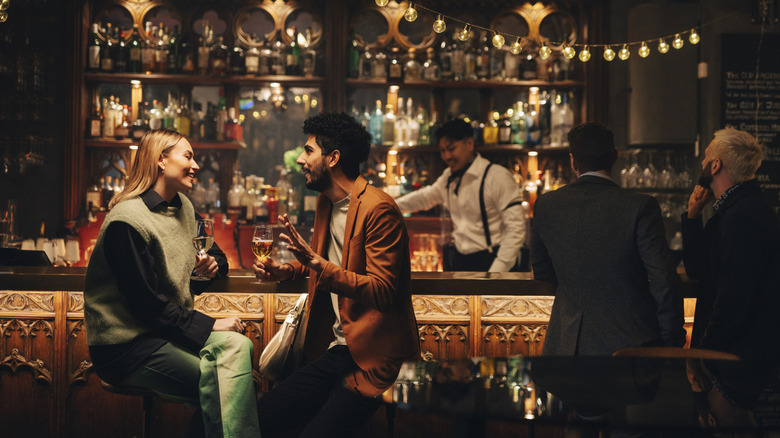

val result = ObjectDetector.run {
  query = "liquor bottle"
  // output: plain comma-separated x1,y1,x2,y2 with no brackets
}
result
177,100,191,137
275,170,290,217
266,187,278,225
210,36,228,76
422,47,441,81
259,39,271,75
113,29,127,73
148,99,163,130
416,105,430,145
404,48,422,81
359,46,373,79
100,25,114,73
347,29,360,78
114,105,130,140
559,92,574,147
189,102,203,141
103,175,115,207
197,25,211,75
229,42,245,76
286,181,300,225
510,102,528,146
476,32,490,79
102,97,115,138
301,188,317,226
491,45,506,80
166,25,180,74
484,113,499,145
203,102,216,141
394,97,409,146
86,178,102,212
549,92,563,147
498,112,511,144
163,93,176,130
464,35,477,81
285,27,301,76
452,32,465,81
522,53,538,80
128,24,142,73
539,90,551,145
244,176,257,223
225,107,236,140
141,22,155,72
179,35,196,74
130,101,149,141
439,32,454,80
227,172,245,220
270,30,285,75
369,100,383,145
88,23,101,72
301,28,317,77
381,104,396,146
503,50,519,80
387,46,403,81
407,98,420,146
87,95,102,138
155,23,167,74
216,90,228,141
527,102,541,147
245,36,260,75
372,50,387,79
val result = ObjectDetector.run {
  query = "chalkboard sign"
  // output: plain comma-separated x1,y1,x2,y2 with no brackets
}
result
721,34,780,210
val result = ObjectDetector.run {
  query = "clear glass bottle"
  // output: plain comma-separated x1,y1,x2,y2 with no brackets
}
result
394,97,409,146
381,103,396,146
114,29,128,73
422,47,441,81
476,32,490,79
404,48,422,81
359,46,373,79
197,23,212,75
229,43,245,76
439,32,454,80
99,24,114,73
302,28,317,77
372,50,387,79
166,25,180,74
387,46,404,81
128,24,142,73
416,105,430,145
245,35,260,76
142,22,156,73
210,35,228,76
285,27,301,76
270,30,285,75
510,102,528,146
155,23,168,74
369,100,383,145
148,99,163,130
88,23,101,72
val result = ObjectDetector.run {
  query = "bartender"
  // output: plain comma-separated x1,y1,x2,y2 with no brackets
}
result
395,119,526,271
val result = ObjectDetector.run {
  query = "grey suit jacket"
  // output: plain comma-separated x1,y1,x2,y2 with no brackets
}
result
531,175,685,355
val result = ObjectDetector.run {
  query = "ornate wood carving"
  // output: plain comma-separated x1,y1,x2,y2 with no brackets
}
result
0,347,53,385
194,293,263,315
68,292,85,314
418,324,468,360
0,292,55,314
273,293,304,318
480,296,553,321
482,323,547,357
0,319,55,339
412,296,470,320
70,359,94,387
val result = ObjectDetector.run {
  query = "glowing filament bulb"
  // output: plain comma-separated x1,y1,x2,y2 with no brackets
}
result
404,3,418,22
562,44,576,59
433,15,446,34
510,37,523,55
539,43,551,59
638,42,650,58
672,34,684,49
658,39,670,54
578,46,591,62
375,0,388,6
492,32,505,49
603,46,615,61
458,25,470,42
689,29,700,45
618,44,630,60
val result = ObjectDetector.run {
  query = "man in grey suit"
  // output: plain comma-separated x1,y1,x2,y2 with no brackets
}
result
531,122,686,356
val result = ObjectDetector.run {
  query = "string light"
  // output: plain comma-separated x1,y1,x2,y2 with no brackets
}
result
618,44,630,60
539,42,551,59
672,33,684,49
375,0,388,6
638,42,650,58
458,25,470,42
433,15,446,33
492,32,505,49
689,29,700,44
404,2,418,22
603,46,615,61
562,44,576,59
658,39,670,53
579,46,591,62
510,37,523,55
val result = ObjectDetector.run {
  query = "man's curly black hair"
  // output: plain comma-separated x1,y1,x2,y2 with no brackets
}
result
302,112,371,179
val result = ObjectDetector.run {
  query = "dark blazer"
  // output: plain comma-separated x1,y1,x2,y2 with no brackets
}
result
531,175,686,355
682,180,780,406
289,176,420,397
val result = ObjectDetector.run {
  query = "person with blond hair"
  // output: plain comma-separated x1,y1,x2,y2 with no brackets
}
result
84,129,260,437
684,127,780,415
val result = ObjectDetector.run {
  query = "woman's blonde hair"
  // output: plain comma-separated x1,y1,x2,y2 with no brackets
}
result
709,128,764,184
109,129,184,210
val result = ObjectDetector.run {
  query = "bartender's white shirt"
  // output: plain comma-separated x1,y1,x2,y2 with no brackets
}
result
395,154,526,272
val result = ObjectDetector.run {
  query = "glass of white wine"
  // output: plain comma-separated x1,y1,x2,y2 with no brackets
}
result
191,218,214,281
252,225,274,263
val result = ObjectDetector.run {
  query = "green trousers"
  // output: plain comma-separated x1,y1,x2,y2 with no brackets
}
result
123,331,261,438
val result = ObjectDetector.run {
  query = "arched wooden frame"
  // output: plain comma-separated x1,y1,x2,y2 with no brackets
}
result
352,1,436,51
140,4,184,42
92,1,183,42
186,7,234,41
91,1,136,42
233,0,322,48
493,2,578,49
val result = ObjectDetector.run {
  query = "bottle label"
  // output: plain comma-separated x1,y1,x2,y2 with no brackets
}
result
245,55,259,72
89,120,101,137
88,47,100,69
129,48,141,62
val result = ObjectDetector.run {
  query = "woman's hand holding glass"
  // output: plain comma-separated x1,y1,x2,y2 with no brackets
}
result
192,218,215,281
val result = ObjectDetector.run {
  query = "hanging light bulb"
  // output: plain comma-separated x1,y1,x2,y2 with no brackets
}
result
0,11,6,22
603,46,615,61
658,39,670,54
618,44,630,60
433,15,446,34
0,0,9,11
562,44,576,59
404,2,418,22
510,37,523,55
579,46,591,62
638,42,650,58
375,0,389,6
539,42,551,59
672,34,684,49
492,32,505,49
458,25,470,42
689,29,700,45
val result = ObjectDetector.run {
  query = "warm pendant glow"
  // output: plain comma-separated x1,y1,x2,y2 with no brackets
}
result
539,43,551,59
603,46,615,61
579,46,591,62
458,25,470,42
404,4,418,22
510,38,523,55
492,33,505,49
618,44,630,60
658,39,670,54
672,34,684,49
562,44,576,59
433,15,446,34
689,29,700,45
375,0,389,6
638,42,650,58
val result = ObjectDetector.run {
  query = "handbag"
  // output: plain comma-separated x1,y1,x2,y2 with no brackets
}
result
258,293,308,382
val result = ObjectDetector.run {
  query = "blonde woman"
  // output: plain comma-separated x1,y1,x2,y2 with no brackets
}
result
84,129,260,437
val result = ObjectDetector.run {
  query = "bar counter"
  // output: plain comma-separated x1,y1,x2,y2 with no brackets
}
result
0,267,696,437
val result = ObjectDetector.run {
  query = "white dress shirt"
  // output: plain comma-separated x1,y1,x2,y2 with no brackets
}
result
395,154,526,272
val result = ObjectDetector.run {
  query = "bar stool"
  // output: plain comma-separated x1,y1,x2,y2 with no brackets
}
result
100,380,156,438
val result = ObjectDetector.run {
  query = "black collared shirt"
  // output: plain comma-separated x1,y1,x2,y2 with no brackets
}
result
89,190,227,384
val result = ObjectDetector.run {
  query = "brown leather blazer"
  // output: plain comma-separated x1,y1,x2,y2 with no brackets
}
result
289,176,420,396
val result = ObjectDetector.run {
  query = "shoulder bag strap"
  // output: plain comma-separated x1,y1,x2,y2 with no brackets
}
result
480,163,493,252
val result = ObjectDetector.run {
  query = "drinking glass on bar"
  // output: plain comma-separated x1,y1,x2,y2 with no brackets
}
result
191,218,214,281
252,225,274,263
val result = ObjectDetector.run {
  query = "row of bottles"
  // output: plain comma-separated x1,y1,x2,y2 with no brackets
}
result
225,171,317,227
85,175,125,213
353,96,436,147
86,89,244,142
347,29,576,83
88,20,317,77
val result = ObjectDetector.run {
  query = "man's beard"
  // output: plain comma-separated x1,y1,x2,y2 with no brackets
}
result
698,161,714,190
304,159,331,192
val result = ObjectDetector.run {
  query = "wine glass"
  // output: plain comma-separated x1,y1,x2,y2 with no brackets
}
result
252,225,274,263
191,218,214,281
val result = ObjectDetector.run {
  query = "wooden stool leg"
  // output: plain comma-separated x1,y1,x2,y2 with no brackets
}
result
386,404,395,438
142,394,153,438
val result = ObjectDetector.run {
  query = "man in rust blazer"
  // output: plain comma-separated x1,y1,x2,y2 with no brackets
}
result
254,112,420,437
